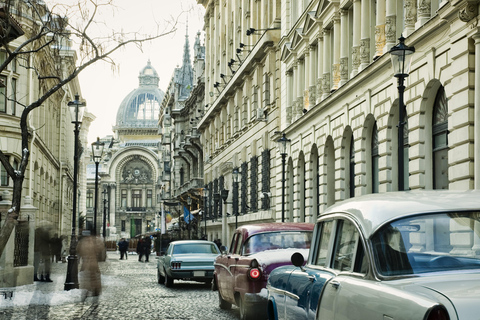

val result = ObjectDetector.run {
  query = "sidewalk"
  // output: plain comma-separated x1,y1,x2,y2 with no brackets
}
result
0,251,127,309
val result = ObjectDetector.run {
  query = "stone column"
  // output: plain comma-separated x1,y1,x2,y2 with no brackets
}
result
109,183,116,231
322,28,331,100
286,70,293,125
404,0,417,36
360,0,371,70
351,0,361,77
375,0,386,58
385,0,397,52
340,9,349,86
316,33,324,104
304,50,310,110
332,12,341,90
297,58,304,119
473,33,480,189
309,45,317,104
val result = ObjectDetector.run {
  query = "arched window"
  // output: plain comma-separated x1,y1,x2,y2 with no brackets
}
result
372,123,379,193
402,112,409,190
349,137,355,198
433,87,448,189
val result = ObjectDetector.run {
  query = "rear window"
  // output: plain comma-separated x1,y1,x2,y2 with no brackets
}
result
243,231,313,255
173,243,219,254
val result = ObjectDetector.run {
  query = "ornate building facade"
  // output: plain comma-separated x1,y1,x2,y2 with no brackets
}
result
196,0,480,246
86,61,165,239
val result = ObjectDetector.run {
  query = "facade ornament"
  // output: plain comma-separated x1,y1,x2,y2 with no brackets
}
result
352,46,360,73
360,38,370,66
459,1,478,22
404,0,417,32
316,77,323,103
322,73,330,96
309,85,316,106
385,16,396,43
340,57,348,83
375,24,386,57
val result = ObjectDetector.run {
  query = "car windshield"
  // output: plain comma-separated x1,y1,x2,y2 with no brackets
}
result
372,211,480,276
173,243,219,255
243,231,313,255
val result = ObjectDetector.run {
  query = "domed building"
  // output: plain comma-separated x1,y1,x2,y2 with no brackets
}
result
85,61,165,240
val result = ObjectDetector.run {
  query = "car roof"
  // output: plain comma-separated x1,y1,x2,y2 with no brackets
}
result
320,190,480,238
236,222,314,239
170,240,216,245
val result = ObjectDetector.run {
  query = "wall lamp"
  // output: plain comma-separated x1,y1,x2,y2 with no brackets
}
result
227,60,237,74
220,73,231,84
246,27,280,36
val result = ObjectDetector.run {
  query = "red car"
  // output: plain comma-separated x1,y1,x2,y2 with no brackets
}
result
213,223,314,320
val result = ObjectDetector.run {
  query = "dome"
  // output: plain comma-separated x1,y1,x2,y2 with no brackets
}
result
115,61,165,128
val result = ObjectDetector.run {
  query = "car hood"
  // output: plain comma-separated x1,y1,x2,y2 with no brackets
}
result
399,273,480,319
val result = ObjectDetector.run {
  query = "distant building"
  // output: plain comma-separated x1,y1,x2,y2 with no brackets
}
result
86,61,165,239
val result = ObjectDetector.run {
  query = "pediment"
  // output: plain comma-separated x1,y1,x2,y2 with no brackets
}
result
291,28,304,49
303,12,317,33
316,0,330,17
280,42,292,62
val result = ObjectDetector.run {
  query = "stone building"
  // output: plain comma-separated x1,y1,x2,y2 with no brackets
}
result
86,61,165,239
196,0,480,246
0,1,87,286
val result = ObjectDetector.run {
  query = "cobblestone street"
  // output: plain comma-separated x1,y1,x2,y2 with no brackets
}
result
0,252,240,320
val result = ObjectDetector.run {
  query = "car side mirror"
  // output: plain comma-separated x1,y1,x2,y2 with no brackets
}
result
220,245,228,254
291,252,305,267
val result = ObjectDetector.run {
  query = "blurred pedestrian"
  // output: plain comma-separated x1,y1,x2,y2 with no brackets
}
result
118,238,128,260
50,233,62,263
137,237,144,262
77,235,102,296
33,225,53,282
60,235,68,263
142,237,152,262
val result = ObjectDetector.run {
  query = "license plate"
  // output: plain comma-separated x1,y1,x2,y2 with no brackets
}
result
193,271,205,277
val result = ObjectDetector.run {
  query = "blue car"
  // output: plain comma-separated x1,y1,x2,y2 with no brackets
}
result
267,191,480,320
157,240,220,287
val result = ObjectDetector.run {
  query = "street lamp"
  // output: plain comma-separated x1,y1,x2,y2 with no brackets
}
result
232,168,239,229
91,137,104,235
65,94,86,291
221,189,229,246
203,187,209,239
390,35,414,191
277,133,291,222
102,188,108,238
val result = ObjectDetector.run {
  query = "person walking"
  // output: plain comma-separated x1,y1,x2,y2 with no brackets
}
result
118,238,128,260
136,238,144,262
77,235,102,296
142,236,152,262
34,226,53,282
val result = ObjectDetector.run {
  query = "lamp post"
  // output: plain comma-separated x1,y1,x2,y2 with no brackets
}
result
91,137,104,236
277,133,291,222
221,189,229,246
203,187,209,239
102,188,108,238
232,168,239,229
187,196,192,239
64,94,86,291
389,35,415,191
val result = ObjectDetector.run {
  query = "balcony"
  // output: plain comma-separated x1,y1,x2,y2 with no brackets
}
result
126,207,146,212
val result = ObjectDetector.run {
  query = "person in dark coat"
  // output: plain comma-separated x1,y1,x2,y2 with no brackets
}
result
51,233,62,263
118,238,128,260
137,238,144,262
142,237,152,262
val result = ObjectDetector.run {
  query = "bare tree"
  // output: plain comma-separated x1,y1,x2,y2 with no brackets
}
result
0,0,182,258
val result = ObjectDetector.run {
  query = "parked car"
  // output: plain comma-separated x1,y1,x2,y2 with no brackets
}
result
157,240,220,287
214,223,314,320
267,191,480,320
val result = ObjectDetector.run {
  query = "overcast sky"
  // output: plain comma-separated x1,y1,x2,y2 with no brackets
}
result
68,0,205,144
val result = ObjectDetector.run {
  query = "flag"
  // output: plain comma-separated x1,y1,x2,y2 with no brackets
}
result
161,203,166,235
183,206,193,224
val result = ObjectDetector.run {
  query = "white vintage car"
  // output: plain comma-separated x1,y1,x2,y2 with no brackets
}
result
266,191,480,320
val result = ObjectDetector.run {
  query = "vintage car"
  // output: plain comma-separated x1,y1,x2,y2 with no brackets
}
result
267,191,480,320
214,223,314,320
157,240,220,287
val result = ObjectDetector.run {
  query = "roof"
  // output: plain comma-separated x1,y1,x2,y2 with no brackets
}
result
169,240,216,245
236,223,315,240
321,190,480,238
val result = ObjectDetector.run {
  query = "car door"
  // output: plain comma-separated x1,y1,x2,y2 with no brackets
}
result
216,232,241,303
282,220,336,320
317,217,368,319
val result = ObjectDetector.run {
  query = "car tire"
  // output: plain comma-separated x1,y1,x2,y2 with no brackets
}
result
239,295,252,320
205,279,212,287
157,269,165,284
164,270,174,287
218,291,232,310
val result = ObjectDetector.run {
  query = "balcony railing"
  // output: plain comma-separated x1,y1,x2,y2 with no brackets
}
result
126,207,146,212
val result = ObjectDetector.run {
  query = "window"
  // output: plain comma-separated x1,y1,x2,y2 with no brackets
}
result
371,123,379,193
316,220,334,267
1,162,8,186
433,87,448,189
132,189,141,207
146,220,151,232
86,190,93,208
332,219,359,271
10,78,16,115
147,189,152,207
349,138,355,198
121,220,126,232
0,75,6,113
121,189,127,207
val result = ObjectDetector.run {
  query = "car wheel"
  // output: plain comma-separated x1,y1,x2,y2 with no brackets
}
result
239,295,251,320
157,269,165,284
218,291,232,310
164,270,174,287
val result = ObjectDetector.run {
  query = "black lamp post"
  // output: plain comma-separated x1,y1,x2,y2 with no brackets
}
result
232,168,239,229
221,189,229,245
187,196,192,239
389,35,414,191
203,187,209,238
102,188,108,238
277,133,291,222
64,94,86,291
91,137,104,236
